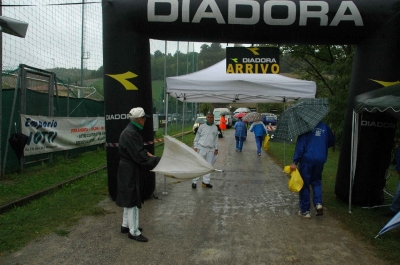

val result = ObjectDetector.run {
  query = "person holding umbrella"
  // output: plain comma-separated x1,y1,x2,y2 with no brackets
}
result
290,121,335,218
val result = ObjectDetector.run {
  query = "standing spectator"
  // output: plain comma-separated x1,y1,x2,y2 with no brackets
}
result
192,113,219,188
249,120,267,156
386,139,400,217
234,117,247,152
290,121,335,219
116,107,161,242
219,114,227,131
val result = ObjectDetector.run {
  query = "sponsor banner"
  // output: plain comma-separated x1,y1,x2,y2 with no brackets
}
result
226,47,280,74
21,114,106,156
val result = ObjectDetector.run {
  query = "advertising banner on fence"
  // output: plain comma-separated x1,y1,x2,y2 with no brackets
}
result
21,114,106,156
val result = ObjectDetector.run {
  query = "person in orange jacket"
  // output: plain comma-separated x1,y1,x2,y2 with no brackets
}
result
219,114,227,131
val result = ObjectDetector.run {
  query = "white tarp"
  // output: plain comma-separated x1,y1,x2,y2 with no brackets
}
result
151,135,215,179
166,59,316,103
21,114,106,156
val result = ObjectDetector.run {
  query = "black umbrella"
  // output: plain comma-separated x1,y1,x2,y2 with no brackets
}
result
8,133,29,162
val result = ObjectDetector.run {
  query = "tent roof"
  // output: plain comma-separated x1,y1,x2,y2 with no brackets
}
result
166,59,316,103
355,83,400,119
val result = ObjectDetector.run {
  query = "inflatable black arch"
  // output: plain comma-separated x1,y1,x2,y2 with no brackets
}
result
103,0,400,205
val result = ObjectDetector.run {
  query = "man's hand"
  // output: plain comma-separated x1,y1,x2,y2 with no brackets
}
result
214,150,218,155
147,151,155,157
194,148,198,152
290,163,297,171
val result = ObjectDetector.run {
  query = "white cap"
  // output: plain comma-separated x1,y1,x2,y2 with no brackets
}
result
128,107,149,118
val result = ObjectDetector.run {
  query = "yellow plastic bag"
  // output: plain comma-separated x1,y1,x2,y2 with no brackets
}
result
262,134,270,151
283,166,304,192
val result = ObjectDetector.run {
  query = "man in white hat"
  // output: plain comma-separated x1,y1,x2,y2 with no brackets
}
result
116,107,160,242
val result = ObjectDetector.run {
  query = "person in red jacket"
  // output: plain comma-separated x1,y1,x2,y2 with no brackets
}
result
219,114,227,131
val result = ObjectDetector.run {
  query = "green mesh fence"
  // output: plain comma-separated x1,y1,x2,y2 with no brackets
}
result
2,70,104,174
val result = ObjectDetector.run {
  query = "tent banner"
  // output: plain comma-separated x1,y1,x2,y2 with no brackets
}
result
226,47,280,74
20,114,106,156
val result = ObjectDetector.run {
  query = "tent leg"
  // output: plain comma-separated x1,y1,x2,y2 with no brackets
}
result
162,175,168,195
349,111,358,214
283,141,286,166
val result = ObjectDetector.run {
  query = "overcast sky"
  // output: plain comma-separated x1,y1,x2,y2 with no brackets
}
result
2,0,231,71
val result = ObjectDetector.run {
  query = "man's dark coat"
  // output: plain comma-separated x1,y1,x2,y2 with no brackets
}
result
116,123,160,208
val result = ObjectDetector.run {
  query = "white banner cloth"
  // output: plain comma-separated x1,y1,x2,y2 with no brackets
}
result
20,114,105,156
152,135,215,179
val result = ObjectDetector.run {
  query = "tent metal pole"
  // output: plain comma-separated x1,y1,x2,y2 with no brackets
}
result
349,111,357,213
163,93,169,195
283,101,287,166
283,143,286,167
181,98,185,142
163,40,168,195
3,66,22,176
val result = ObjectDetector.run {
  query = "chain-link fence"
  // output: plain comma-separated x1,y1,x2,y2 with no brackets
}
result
1,66,104,175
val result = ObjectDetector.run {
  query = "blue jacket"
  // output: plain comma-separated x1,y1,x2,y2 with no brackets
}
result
234,120,247,138
292,121,335,165
249,121,267,137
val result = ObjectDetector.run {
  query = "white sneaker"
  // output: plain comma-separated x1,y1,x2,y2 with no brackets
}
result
316,204,323,216
298,211,311,219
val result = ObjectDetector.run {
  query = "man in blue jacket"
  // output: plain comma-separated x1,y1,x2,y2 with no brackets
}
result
249,120,267,156
290,121,335,219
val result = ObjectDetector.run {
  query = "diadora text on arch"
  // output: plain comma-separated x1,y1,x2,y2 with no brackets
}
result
148,0,363,26
361,120,396,129
106,114,129,120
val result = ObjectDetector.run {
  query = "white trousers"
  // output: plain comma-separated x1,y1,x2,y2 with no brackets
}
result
197,149,215,184
122,207,141,236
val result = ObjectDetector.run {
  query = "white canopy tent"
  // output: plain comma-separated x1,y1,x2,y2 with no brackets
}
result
166,59,316,103
160,59,317,194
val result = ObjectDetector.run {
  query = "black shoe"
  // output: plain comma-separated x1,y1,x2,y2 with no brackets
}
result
202,182,213,188
128,233,148,242
121,226,142,233
192,183,197,189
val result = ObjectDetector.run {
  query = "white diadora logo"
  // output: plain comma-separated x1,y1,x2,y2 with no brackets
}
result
147,0,363,26
361,121,396,128
106,114,129,120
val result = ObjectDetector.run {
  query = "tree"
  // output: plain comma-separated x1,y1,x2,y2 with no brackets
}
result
258,103,285,114
198,43,225,70
279,45,355,146
199,103,213,116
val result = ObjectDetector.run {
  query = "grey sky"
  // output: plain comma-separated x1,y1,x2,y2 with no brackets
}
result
2,1,230,71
